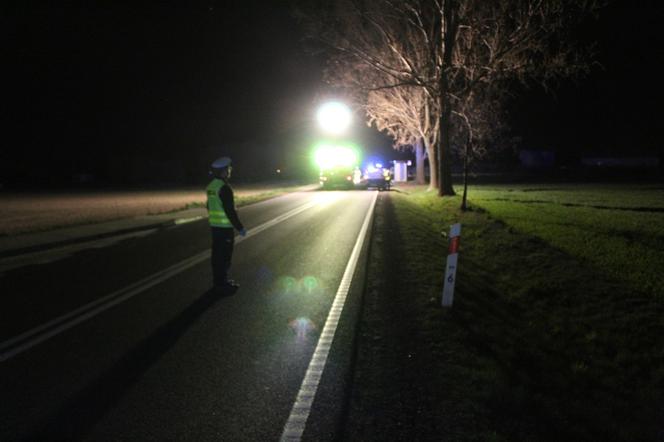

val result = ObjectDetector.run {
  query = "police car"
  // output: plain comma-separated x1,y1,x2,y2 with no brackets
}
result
364,162,391,191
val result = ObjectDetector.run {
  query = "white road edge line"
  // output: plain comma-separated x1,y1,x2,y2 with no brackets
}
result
280,191,378,442
0,200,319,363
174,215,204,225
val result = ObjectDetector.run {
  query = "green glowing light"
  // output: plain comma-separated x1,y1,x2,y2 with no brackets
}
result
313,143,360,170
303,276,318,292
282,276,297,292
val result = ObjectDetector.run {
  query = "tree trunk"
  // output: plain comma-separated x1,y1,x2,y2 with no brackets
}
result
437,2,458,197
461,141,469,211
437,111,455,196
415,138,426,184
437,92,455,196
425,139,438,191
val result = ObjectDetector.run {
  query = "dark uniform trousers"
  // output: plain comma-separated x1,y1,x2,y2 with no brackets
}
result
211,227,235,286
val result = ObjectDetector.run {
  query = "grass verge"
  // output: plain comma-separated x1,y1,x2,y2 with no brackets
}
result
346,185,664,441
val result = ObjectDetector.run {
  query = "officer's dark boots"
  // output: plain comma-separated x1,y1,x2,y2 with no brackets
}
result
215,280,239,296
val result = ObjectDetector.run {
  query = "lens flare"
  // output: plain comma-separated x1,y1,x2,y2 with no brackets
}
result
302,276,318,293
275,275,323,296
288,317,316,341
279,276,297,293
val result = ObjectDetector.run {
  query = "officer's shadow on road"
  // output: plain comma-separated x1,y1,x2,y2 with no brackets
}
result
29,287,226,441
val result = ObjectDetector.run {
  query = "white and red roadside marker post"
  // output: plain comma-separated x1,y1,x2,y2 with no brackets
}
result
442,223,461,307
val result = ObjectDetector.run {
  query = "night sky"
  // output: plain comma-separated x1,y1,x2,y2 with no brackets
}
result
2,1,662,187
511,0,663,161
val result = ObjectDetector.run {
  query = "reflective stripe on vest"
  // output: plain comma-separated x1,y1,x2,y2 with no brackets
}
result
206,179,233,228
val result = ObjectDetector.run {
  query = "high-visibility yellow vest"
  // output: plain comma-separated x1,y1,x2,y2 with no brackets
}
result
206,179,232,228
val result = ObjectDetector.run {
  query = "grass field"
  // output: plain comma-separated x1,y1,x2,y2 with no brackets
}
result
468,183,664,299
0,183,312,236
355,183,664,441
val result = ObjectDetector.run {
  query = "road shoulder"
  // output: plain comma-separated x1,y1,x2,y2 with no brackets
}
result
342,192,444,439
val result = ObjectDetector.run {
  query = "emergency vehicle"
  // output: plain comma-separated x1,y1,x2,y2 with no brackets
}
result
315,144,361,189
364,162,392,190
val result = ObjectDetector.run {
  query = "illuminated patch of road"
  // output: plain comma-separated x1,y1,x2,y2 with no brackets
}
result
0,200,319,363
281,191,377,441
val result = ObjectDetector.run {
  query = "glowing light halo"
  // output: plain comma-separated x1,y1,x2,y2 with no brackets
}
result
303,276,318,293
313,143,359,169
281,276,297,293
289,317,316,342
316,101,352,135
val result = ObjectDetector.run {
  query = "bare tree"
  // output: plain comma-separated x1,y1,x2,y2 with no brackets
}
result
365,85,438,188
329,61,436,186
446,0,600,206
315,7,442,190
451,87,513,210
295,0,602,196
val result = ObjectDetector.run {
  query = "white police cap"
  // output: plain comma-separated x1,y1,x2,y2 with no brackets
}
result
211,157,232,169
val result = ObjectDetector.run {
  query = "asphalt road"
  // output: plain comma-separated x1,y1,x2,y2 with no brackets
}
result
0,189,378,441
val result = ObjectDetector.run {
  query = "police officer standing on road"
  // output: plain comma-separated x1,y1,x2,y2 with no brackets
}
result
207,157,246,295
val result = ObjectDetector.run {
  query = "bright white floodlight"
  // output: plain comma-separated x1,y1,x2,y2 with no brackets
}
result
316,101,352,135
